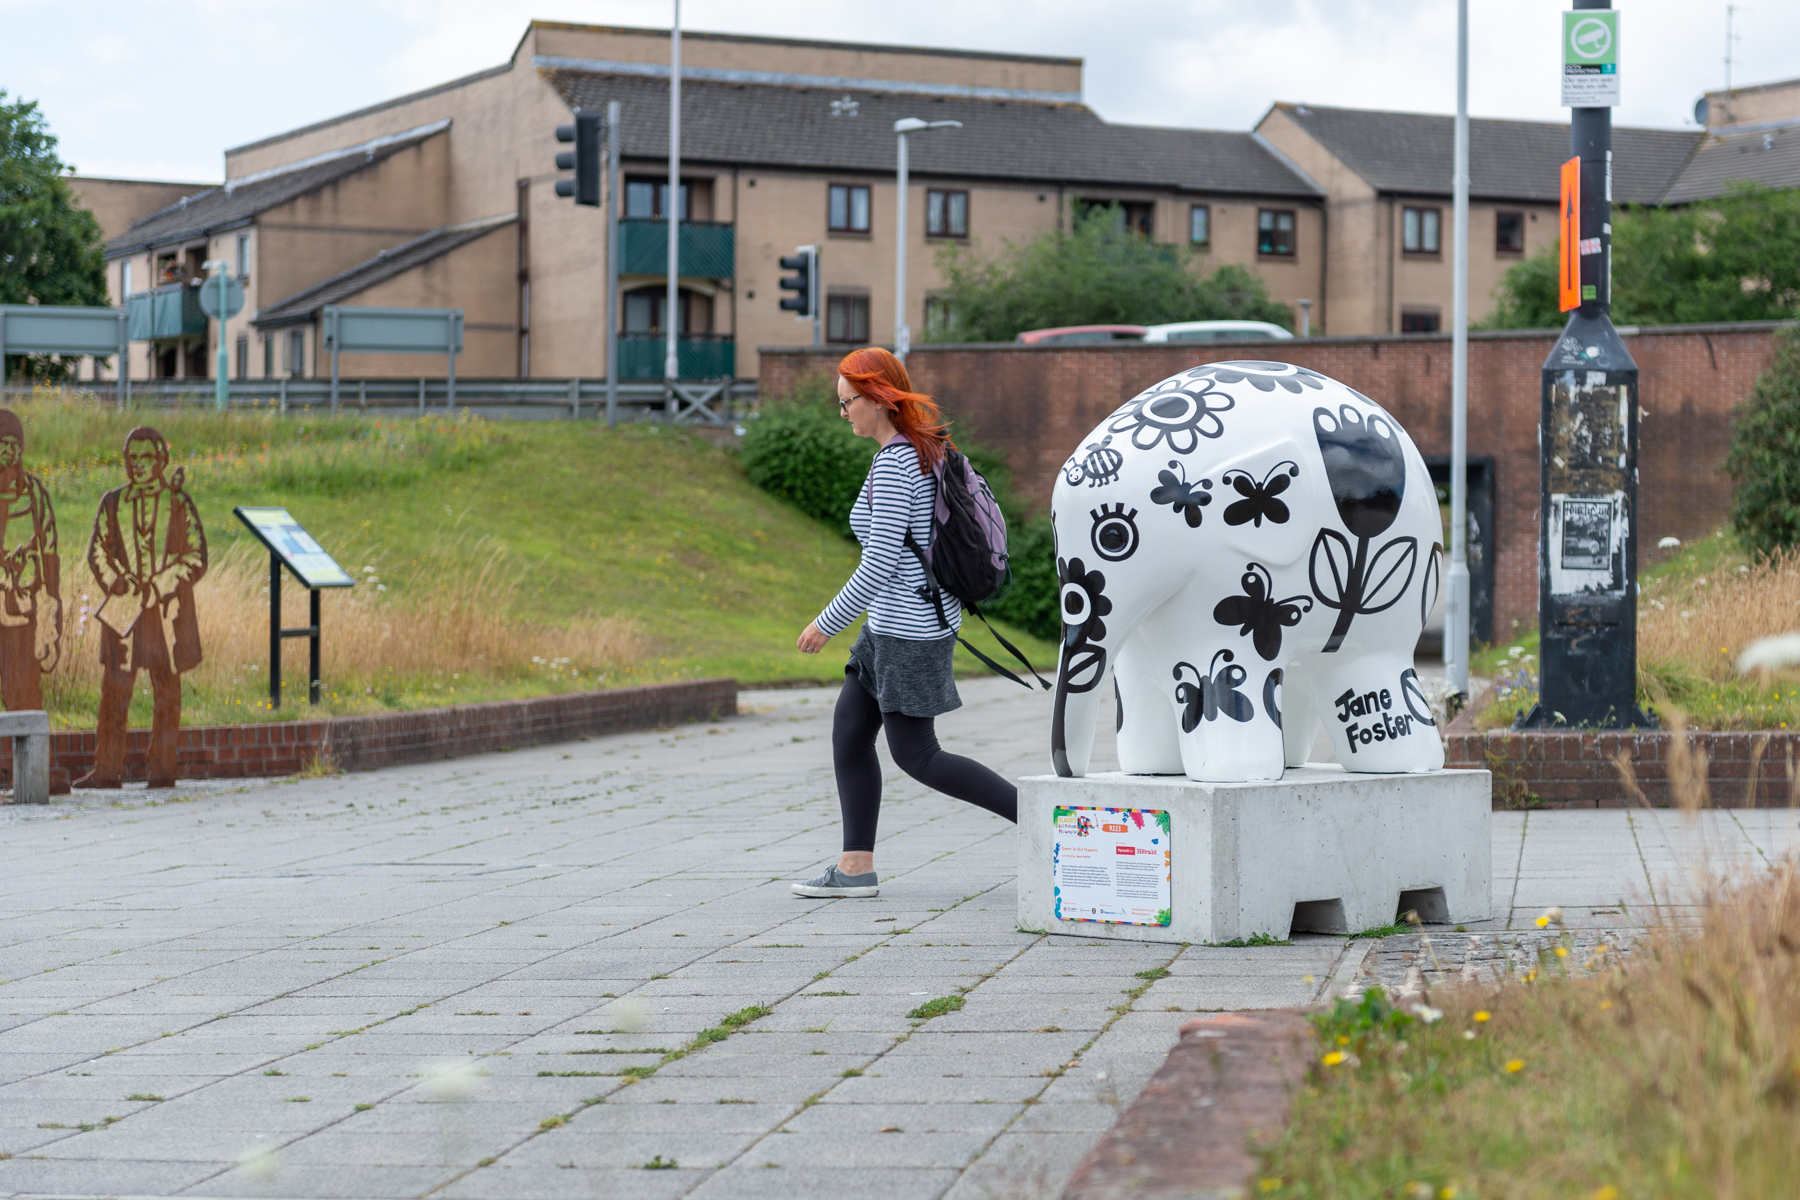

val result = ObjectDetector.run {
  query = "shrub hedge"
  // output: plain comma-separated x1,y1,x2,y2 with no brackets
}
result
1726,326,1800,556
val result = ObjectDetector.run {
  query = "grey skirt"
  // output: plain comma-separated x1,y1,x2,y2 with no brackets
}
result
847,625,962,718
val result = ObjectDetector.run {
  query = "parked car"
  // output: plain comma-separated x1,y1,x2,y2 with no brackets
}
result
1140,320,1293,343
1014,324,1147,345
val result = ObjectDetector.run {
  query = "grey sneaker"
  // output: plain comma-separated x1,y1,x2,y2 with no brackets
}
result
791,865,880,898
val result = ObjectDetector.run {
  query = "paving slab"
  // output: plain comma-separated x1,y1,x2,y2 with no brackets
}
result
0,675,1702,1197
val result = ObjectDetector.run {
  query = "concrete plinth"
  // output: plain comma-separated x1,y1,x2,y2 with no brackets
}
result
1018,766,1492,945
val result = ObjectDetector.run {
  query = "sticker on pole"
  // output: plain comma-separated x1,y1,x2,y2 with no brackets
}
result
1562,10,1619,107
1052,806,1170,927
1559,157,1581,312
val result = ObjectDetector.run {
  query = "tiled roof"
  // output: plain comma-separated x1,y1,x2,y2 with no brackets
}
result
254,214,516,326
1267,103,1701,204
1662,116,1800,203
104,122,451,259
545,70,1324,198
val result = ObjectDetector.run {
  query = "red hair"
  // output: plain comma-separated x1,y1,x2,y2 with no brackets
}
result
838,347,952,474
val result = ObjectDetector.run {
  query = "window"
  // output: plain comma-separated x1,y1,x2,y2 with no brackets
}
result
263,336,273,379
829,184,871,233
827,294,870,343
624,179,689,220
1495,210,1525,255
1402,206,1441,254
235,336,248,380
1258,209,1296,256
284,329,305,378
924,295,954,338
1400,308,1441,333
926,190,968,238
235,233,250,279
621,286,711,335
1190,204,1211,246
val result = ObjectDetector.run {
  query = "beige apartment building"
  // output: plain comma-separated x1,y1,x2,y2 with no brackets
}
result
97,20,1325,383
92,22,1800,380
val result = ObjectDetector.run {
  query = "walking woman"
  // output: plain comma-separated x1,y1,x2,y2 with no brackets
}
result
793,348,1018,898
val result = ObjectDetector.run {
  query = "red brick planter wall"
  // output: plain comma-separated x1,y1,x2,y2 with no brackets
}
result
0,679,736,793
1444,716,1800,808
763,323,1787,637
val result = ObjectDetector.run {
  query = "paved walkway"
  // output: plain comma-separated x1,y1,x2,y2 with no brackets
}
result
2,674,1797,1200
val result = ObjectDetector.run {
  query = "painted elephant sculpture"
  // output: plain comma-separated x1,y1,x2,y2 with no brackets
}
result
1050,360,1445,782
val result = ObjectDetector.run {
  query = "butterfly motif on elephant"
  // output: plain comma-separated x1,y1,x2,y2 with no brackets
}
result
1212,562,1314,662
1220,461,1299,528
1148,459,1213,528
1172,650,1254,732
1107,377,1234,455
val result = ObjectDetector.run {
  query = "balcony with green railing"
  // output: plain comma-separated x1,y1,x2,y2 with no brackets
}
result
620,221,734,279
617,334,735,379
125,285,207,341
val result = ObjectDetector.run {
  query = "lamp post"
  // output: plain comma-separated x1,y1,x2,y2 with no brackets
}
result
201,259,233,412
1446,0,1472,699
893,117,961,362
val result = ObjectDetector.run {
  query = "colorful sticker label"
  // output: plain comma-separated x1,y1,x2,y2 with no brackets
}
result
1052,806,1171,927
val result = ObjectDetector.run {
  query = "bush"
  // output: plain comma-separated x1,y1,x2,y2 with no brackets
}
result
738,377,874,538
982,514,1059,641
1726,326,1800,556
928,205,1293,342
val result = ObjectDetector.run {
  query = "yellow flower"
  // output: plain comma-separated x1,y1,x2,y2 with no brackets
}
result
1599,1000,1613,1011
1321,1051,1346,1066
1596,944,1608,954
1439,1188,1460,1199
1505,1058,1525,1074
1555,946,1569,958
1536,916,1550,928
1592,1187,1619,1200
1524,969,1538,983
1257,1179,1283,1194
1337,1035,1350,1046
1474,1011,1491,1023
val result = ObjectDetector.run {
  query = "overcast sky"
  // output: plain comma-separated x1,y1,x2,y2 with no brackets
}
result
2,0,1793,182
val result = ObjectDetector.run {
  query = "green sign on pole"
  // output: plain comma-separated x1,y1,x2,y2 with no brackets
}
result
1562,9,1619,107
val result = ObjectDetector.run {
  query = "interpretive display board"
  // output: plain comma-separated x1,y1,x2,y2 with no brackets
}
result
1051,806,1170,927
234,507,354,588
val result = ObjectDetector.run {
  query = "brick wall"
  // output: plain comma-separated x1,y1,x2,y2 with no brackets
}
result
0,679,736,793
762,323,1786,635
1445,722,1800,808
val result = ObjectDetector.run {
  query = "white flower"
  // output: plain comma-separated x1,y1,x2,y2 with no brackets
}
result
1508,646,1524,660
1409,1003,1443,1024
1657,536,1681,549
1738,633,1800,674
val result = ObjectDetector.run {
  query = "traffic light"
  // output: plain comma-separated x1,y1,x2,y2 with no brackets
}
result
778,246,817,319
554,111,601,207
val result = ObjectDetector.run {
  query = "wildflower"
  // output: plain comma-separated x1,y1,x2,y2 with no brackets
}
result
1592,1188,1619,1200
1505,1058,1525,1074
1599,1000,1613,1011
1462,1030,1476,1040
1257,1180,1282,1194
1439,1189,1459,1199
1321,1051,1345,1066
1474,1010,1490,1023
1523,969,1537,983
1410,1003,1443,1024
1537,906,1563,927
1555,946,1569,958
1336,1036,1350,1046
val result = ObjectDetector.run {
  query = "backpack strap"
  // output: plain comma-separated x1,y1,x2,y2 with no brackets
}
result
904,529,1049,691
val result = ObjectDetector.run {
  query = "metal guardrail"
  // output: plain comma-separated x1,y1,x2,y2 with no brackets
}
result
3,377,759,423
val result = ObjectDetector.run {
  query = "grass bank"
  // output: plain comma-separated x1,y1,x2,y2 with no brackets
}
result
10,391,1056,729
1470,531,1800,731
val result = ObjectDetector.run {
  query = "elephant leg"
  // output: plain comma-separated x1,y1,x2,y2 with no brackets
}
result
1051,572,1171,779
1114,627,1182,775
1314,655,1446,773
1137,601,1287,783
1276,660,1323,769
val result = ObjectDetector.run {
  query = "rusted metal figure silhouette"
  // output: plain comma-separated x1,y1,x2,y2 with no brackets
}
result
76,427,207,789
0,409,61,713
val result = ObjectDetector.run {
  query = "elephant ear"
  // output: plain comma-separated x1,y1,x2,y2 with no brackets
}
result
1214,437,1314,567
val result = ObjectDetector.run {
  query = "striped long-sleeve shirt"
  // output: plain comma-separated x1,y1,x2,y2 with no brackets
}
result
816,437,961,640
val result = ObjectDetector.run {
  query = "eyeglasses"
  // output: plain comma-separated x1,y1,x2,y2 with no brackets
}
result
837,393,861,414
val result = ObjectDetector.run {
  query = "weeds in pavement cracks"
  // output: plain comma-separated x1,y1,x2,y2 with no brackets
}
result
1258,712,1800,1199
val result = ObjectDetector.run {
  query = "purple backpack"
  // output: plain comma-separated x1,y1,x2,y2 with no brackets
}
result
903,447,1050,690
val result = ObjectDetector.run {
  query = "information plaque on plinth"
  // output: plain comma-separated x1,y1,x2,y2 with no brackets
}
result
1019,767,1493,946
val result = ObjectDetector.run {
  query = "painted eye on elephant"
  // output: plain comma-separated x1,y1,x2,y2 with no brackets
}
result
1088,504,1140,562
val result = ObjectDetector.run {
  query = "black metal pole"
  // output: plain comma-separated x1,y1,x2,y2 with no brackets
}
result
1522,0,1650,730
309,588,321,705
269,553,282,709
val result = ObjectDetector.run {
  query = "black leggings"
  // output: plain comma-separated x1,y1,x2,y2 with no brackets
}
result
832,671,1018,853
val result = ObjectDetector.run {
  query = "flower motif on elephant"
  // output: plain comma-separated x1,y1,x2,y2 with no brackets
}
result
1056,556,1112,696
1106,377,1234,455
1184,360,1327,394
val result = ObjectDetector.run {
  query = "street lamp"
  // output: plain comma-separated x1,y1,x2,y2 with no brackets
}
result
201,259,234,413
893,117,961,362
